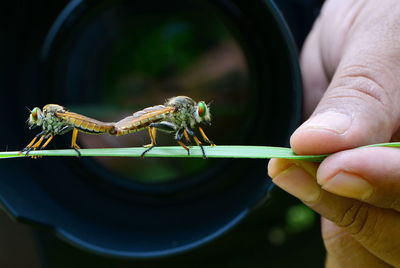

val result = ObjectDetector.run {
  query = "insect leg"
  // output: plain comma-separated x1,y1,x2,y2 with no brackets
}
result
149,121,176,133
183,129,191,143
141,122,177,158
140,146,154,158
141,127,157,158
40,135,54,149
198,127,215,146
192,135,206,159
21,130,45,152
24,135,45,158
22,136,38,152
185,128,206,158
26,135,54,159
144,127,157,148
31,135,45,149
177,141,190,155
151,127,157,143
71,128,81,149
175,128,184,141
71,128,81,157
185,128,195,136
59,125,72,135
174,129,190,155
21,138,37,157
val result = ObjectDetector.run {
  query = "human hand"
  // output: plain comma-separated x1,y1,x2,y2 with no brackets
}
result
268,0,400,267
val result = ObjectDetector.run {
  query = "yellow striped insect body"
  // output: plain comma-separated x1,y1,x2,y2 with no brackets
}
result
23,104,114,155
113,96,215,157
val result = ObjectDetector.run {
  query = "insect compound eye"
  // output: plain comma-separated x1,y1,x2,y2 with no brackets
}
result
31,107,40,120
197,101,207,117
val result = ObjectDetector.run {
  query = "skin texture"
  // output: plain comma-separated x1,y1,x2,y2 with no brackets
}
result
268,0,400,267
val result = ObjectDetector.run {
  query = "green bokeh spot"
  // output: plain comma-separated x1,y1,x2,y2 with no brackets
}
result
286,204,316,234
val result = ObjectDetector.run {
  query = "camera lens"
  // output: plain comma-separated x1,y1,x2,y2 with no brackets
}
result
1,0,301,258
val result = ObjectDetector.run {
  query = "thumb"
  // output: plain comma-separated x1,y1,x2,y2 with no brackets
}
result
293,1,400,155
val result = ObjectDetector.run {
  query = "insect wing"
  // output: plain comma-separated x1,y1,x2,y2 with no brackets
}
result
114,105,176,135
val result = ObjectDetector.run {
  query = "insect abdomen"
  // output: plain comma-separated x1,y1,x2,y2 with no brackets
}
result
75,122,114,134
56,112,115,134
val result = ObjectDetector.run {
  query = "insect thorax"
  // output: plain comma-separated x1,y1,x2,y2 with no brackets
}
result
41,112,72,135
165,96,198,129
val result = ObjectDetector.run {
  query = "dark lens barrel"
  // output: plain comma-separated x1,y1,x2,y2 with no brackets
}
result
0,0,301,258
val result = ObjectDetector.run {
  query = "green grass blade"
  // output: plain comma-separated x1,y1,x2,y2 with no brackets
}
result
1,142,400,161
0,146,323,160
0,153,26,159
362,142,400,148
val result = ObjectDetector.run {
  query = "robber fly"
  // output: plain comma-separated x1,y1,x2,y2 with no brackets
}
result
112,96,215,158
22,104,114,156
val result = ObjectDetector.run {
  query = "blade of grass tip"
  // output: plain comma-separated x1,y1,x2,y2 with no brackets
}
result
0,151,26,159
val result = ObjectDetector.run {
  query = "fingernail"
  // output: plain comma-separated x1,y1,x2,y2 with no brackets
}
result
301,112,352,134
319,172,374,200
271,165,321,203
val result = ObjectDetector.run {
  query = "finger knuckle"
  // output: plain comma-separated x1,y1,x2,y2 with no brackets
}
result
332,65,388,106
337,202,376,237
327,64,397,127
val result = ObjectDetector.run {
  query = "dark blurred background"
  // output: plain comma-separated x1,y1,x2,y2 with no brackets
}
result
0,0,326,267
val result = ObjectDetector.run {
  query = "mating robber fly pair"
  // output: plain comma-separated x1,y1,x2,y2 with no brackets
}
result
21,96,215,158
